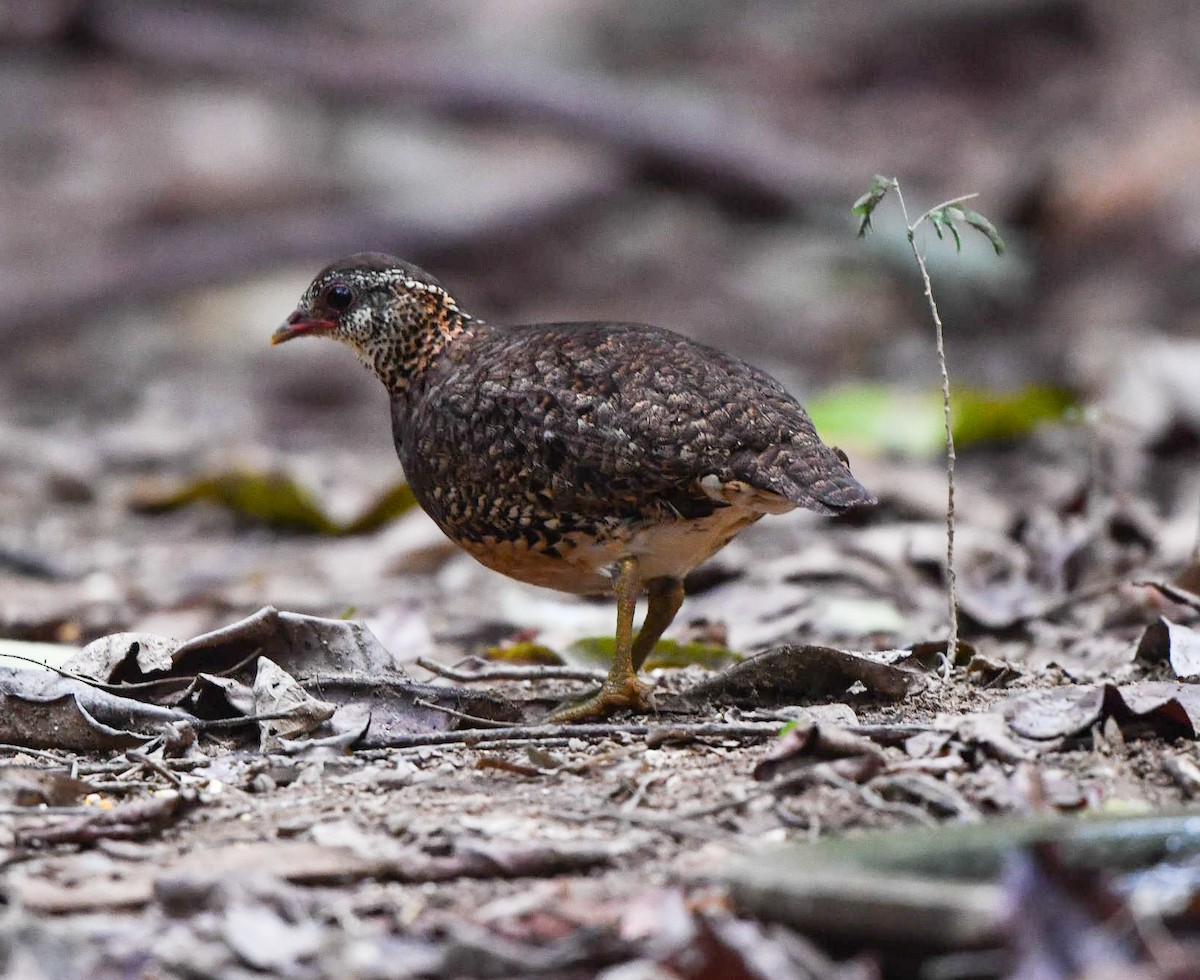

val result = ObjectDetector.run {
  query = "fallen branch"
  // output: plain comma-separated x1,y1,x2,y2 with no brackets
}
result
412,696,515,729
14,789,196,847
380,720,783,749
416,656,605,684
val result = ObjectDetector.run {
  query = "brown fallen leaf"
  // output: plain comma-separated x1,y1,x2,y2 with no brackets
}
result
1112,682,1200,737
0,668,187,750
753,718,886,781
684,644,929,706
0,767,91,807
251,656,336,743
1003,687,1107,741
65,610,522,744
1135,617,1200,679
955,713,1038,763
67,605,411,685
1005,682,1200,741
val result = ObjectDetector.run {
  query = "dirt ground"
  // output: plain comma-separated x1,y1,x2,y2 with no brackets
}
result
3,436,1200,978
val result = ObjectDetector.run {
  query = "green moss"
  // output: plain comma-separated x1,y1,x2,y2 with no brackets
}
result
807,383,1077,457
566,636,741,670
132,472,417,536
484,642,564,665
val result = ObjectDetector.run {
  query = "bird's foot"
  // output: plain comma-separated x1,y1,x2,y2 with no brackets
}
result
543,673,655,724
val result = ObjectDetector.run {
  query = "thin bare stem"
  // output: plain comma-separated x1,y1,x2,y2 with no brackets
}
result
1193,491,1200,563
914,193,979,227
895,184,959,656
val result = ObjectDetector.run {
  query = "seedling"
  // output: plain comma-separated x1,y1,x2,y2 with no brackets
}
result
853,176,1006,660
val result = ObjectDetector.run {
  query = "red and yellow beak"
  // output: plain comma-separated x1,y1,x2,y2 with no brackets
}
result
271,310,337,345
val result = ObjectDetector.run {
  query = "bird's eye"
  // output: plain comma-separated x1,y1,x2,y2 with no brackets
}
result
322,283,354,312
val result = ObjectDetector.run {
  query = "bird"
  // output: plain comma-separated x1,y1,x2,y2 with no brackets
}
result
272,253,875,721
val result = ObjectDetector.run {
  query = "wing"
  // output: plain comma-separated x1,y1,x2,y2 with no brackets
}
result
404,321,871,541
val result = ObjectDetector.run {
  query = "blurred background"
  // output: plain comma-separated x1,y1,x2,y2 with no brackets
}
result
3,0,1200,648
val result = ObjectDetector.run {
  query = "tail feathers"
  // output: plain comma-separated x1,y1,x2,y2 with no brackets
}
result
736,444,876,515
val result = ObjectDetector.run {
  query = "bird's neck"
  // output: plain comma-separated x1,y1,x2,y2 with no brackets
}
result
362,293,478,394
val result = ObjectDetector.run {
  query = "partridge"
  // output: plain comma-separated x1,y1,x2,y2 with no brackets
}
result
273,253,874,720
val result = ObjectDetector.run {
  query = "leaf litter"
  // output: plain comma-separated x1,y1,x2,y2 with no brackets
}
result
5,29,1200,970
9,431,1200,977
5,481,1200,978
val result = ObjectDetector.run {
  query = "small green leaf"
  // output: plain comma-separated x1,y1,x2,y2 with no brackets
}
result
485,642,563,665
808,385,945,457
340,483,418,535
962,209,1006,255
946,220,963,252
564,636,741,671
952,384,1076,446
850,191,877,215
809,383,1077,456
852,176,896,238
132,472,418,536
131,471,341,534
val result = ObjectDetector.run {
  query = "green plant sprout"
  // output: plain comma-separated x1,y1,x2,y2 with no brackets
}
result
852,175,1006,662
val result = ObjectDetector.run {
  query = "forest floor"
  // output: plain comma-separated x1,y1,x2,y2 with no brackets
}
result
3,433,1200,979
5,1,1200,976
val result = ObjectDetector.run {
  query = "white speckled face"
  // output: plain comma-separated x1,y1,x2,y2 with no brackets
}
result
281,254,473,392
301,269,453,347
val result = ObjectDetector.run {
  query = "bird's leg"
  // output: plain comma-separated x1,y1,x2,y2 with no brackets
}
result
631,577,685,672
544,556,662,723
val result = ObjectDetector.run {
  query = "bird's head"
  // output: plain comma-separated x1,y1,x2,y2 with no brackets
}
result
272,253,471,391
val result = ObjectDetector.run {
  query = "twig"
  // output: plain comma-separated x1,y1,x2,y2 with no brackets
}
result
825,768,938,827
125,750,184,788
0,744,68,764
415,656,604,684
70,757,206,776
191,711,305,730
1135,579,1200,616
0,652,133,689
555,807,736,844
374,720,783,749
412,697,514,729
561,763,877,837
894,182,961,658
773,801,822,840
78,780,160,794
620,773,665,814
0,805,91,816
675,770,817,820
14,790,195,847
0,157,616,338
0,648,254,695
85,647,265,695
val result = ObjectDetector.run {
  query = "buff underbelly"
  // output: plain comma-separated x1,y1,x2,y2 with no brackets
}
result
454,498,776,595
